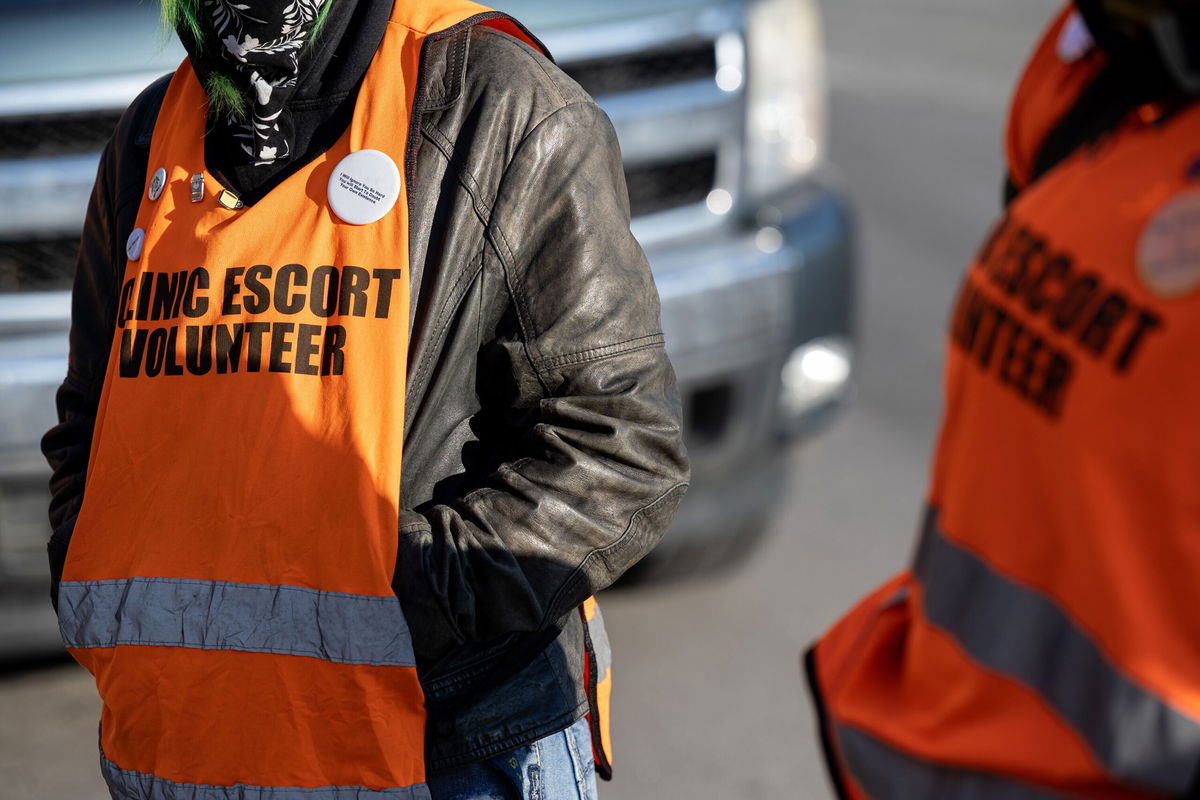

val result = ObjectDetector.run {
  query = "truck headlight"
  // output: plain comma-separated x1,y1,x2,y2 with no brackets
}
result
744,0,826,200
779,335,853,435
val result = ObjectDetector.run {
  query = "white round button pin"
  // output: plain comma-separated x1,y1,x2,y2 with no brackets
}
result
328,149,401,225
1138,189,1200,297
126,228,145,261
148,168,167,201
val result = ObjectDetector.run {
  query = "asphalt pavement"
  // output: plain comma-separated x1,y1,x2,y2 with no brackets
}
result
0,2,1059,798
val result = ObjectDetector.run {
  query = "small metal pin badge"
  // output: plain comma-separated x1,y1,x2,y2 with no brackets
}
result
217,189,244,210
190,172,205,203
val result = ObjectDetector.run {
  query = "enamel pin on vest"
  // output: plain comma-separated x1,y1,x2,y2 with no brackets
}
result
217,189,244,210
328,149,401,225
148,168,167,201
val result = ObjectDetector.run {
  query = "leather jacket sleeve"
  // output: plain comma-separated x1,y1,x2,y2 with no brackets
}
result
393,99,690,663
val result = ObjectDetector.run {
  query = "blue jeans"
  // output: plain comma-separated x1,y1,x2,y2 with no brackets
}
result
427,716,599,800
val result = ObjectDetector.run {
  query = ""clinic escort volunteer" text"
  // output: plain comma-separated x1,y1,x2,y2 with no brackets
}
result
114,264,403,378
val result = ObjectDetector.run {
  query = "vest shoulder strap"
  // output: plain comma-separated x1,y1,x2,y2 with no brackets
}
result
115,73,172,221
1004,4,1199,204
1004,5,1105,202
132,74,172,149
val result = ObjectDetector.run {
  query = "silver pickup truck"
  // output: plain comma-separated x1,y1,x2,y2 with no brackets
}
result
0,0,854,657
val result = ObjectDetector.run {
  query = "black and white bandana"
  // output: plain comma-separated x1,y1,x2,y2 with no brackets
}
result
203,0,329,165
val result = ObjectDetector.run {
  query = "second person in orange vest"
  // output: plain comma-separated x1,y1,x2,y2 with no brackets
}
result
808,1,1200,797
40,1,690,798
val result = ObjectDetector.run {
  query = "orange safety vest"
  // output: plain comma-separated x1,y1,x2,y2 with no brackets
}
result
809,6,1200,799
54,3,611,797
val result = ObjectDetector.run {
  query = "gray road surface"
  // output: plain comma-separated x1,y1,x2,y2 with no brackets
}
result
0,2,1059,798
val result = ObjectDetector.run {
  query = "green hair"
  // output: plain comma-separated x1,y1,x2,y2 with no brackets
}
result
160,0,334,42
205,73,247,118
160,0,204,43
159,0,335,119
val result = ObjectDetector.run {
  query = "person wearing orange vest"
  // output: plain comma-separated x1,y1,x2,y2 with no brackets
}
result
39,1,689,798
807,2,1200,797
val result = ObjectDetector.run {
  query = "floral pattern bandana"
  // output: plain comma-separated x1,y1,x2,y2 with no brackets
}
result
205,0,329,165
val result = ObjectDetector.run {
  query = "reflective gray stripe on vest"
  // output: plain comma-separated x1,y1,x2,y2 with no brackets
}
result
915,510,1200,794
58,577,416,667
837,725,1070,799
101,753,431,800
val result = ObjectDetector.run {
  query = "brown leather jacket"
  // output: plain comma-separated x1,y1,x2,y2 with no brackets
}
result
41,21,689,773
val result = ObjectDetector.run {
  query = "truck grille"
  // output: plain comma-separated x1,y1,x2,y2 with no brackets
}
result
0,111,123,160
0,238,78,293
554,15,744,225
625,154,716,218
562,41,716,97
